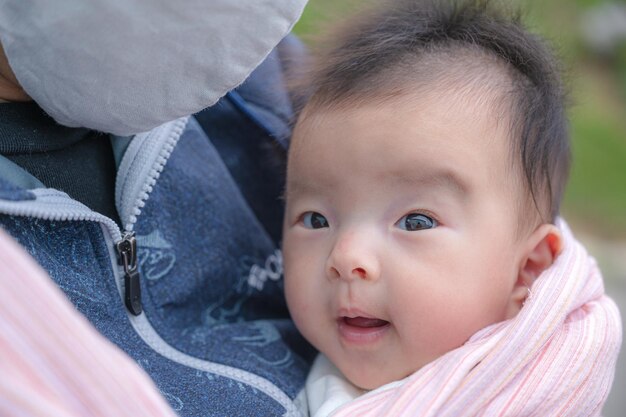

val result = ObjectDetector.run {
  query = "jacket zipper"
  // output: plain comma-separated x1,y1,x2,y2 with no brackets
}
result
0,193,123,241
112,116,188,314
116,232,141,315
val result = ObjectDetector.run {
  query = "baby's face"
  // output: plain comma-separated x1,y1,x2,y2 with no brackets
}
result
283,89,527,390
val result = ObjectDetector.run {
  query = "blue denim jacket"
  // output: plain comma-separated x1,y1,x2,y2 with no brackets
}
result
0,37,315,417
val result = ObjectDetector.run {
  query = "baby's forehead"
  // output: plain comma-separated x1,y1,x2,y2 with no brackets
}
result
297,72,514,145
293,83,516,174
293,78,524,191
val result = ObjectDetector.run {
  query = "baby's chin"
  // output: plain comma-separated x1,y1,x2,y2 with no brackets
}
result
336,358,420,391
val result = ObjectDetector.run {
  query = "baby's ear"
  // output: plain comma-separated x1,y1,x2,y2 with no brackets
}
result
506,224,563,318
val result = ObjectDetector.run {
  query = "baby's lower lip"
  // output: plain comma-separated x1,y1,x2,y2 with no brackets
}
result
337,317,390,345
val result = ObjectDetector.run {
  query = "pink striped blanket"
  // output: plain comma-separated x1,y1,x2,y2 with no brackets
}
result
0,229,176,417
332,221,622,416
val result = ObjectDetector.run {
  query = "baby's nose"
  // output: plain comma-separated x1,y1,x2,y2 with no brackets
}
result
326,233,380,282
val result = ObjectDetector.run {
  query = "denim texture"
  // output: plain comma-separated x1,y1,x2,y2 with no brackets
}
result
0,37,315,416
136,117,314,397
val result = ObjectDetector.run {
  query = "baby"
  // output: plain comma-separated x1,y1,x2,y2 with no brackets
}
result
282,0,621,416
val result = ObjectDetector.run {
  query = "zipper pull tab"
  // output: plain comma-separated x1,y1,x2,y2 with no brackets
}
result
116,232,142,315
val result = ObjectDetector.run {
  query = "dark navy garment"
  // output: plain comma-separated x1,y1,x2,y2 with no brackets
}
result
0,36,316,417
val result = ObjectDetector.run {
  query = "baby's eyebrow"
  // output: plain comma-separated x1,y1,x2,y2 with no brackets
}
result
385,168,470,198
284,168,469,201
283,178,328,201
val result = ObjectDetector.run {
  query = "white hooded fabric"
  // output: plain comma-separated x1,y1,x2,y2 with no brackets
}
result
0,0,306,135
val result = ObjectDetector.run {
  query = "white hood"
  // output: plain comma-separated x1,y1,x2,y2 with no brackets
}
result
0,0,307,135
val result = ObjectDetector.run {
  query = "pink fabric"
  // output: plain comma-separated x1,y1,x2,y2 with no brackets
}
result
0,229,176,417
333,221,622,417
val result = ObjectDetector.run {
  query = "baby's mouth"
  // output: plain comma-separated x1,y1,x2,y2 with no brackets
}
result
338,316,390,345
342,316,389,328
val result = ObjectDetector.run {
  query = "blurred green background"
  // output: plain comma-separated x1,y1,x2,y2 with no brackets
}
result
293,0,626,240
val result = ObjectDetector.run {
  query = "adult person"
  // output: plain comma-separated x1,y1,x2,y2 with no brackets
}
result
0,1,314,416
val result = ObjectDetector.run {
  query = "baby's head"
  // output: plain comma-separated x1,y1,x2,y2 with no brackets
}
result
283,0,569,390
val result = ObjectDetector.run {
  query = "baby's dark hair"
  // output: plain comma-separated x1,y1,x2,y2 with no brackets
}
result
298,0,570,227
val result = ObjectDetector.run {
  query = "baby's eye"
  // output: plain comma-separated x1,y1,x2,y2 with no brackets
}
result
301,212,329,229
396,213,437,231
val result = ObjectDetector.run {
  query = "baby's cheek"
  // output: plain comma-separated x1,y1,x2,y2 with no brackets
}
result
394,289,481,359
284,273,319,338
429,294,505,353
433,308,481,351
284,271,305,318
